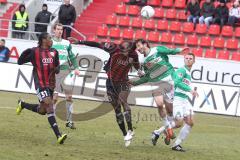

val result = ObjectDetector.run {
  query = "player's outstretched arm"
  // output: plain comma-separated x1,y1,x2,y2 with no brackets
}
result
17,48,33,65
156,46,189,55
130,75,149,86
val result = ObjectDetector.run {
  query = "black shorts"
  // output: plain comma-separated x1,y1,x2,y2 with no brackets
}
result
106,79,130,101
36,87,54,102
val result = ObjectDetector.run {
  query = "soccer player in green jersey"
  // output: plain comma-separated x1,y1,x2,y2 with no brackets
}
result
52,23,80,129
171,53,198,152
129,39,189,144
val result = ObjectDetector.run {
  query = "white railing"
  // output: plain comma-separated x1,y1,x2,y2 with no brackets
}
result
0,19,86,40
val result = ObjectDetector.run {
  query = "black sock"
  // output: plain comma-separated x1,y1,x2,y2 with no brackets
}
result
21,102,39,113
124,111,133,131
47,113,61,138
116,112,127,136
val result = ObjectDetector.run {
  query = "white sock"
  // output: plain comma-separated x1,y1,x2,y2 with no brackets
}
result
66,101,73,123
154,126,166,135
162,116,170,128
53,104,56,113
167,115,174,122
170,121,176,128
173,124,191,147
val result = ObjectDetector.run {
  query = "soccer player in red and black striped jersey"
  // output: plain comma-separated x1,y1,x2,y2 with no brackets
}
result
16,33,67,144
74,39,140,147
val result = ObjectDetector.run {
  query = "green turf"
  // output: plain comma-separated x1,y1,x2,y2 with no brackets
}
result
0,91,239,160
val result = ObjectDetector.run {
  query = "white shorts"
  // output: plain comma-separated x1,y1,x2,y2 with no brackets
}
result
150,75,174,103
173,96,194,120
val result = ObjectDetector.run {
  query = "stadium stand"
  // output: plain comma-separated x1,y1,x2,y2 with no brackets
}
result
73,0,239,61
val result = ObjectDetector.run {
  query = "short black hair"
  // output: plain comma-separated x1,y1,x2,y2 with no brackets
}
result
0,39,5,43
38,32,50,47
119,41,136,52
135,39,150,48
186,52,195,59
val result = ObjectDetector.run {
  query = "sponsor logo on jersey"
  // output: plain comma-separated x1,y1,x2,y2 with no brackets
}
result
42,58,53,64
50,52,55,57
116,59,129,66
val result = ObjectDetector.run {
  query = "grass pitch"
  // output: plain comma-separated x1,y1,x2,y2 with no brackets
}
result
0,91,239,160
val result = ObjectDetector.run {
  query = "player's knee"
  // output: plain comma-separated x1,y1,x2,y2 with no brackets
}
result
174,118,183,128
38,105,46,115
66,95,72,101
46,106,54,114
185,118,194,127
124,110,131,122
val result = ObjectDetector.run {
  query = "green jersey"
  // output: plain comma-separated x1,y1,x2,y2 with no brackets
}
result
52,38,78,70
174,66,192,99
132,46,181,86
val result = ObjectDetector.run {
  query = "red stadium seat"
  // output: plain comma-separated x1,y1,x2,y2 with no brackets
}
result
105,15,117,26
154,8,165,19
214,1,220,8
174,0,186,9
144,19,156,30
192,48,203,57
128,5,140,16
87,36,98,42
102,39,111,43
195,24,207,34
173,33,185,45
169,21,181,32
226,39,238,50
0,0,7,3
200,36,212,47
109,27,120,38
160,32,172,43
218,50,230,60
148,0,161,6
231,52,240,61
157,20,168,30
122,28,134,39
226,2,232,9
131,17,143,28
235,27,240,37
115,4,127,15
96,26,108,37
177,10,188,21
186,34,198,46
162,0,173,8
205,49,217,58
182,22,194,33
221,26,233,37
166,9,177,19
200,0,205,8
118,16,130,27
208,25,220,35
135,30,147,39
213,37,225,48
148,31,160,42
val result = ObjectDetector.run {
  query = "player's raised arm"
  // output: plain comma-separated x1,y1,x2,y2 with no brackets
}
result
174,68,191,92
17,48,33,65
156,46,189,55
130,74,149,86
77,40,103,49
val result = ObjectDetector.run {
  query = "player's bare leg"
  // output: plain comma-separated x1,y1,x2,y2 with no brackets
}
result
17,97,67,144
119,89,134,147
65,93,76,129
172,114,194,152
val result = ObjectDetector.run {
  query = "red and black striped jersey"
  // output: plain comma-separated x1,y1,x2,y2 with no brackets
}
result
18,47,59,90
107,51,139,82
